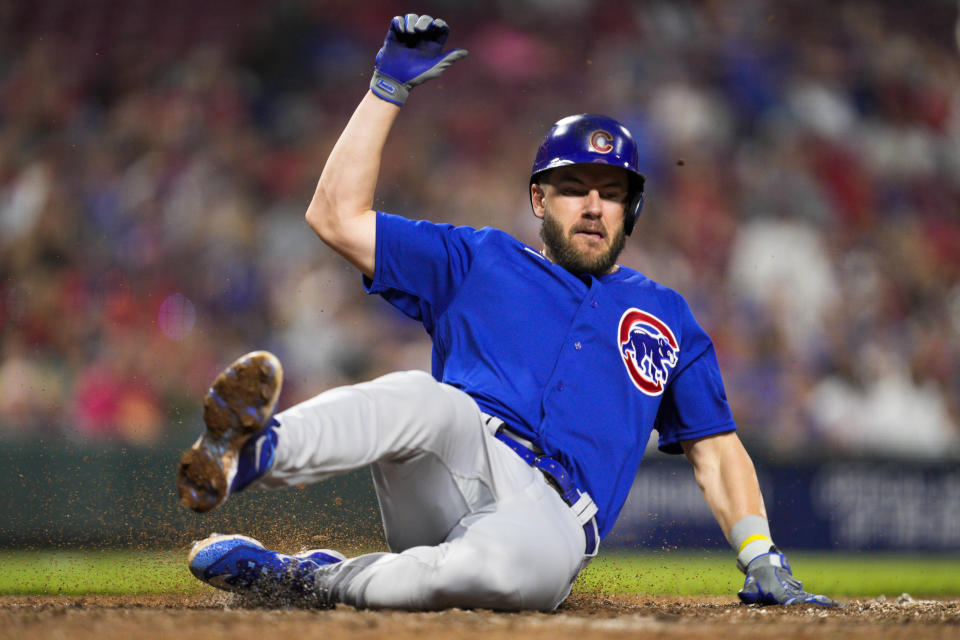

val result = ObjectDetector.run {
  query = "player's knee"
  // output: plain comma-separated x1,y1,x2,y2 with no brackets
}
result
374,369,477,427
429,545,551,611
431,556,519,609
374,370,440,402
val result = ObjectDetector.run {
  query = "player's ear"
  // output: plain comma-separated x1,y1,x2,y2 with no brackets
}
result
531,183,546,219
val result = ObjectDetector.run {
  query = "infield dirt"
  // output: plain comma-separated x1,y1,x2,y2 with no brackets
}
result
2,593,957,640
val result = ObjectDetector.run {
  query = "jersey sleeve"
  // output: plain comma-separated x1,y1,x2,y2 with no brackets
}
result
654,299,737,454
362,212,479,333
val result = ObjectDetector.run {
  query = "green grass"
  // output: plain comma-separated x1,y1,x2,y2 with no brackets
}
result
576,551,960,598
0,551,203,595
0,550,958,598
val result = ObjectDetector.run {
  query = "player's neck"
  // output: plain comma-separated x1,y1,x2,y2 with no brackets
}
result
540,246,621,277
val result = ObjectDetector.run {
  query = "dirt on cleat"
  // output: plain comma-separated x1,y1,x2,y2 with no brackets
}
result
176,351,283,513
178,448,228,513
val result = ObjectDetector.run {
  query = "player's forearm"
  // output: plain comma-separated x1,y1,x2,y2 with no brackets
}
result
305,14,465,278
682,432,767,540
306,91,399,240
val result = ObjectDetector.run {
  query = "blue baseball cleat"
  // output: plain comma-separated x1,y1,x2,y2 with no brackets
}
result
188,533,346,604
177,351,284,512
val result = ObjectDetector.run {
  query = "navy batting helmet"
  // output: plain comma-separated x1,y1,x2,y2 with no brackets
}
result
530,114,646,235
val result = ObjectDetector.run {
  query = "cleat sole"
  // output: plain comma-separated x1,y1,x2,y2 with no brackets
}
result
177,351,283,513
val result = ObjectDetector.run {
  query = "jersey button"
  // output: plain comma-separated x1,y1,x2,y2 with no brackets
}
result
590,300,598,308
574,341,582,350
557,381,565,391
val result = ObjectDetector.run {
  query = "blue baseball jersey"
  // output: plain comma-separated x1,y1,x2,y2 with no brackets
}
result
363,212,736,538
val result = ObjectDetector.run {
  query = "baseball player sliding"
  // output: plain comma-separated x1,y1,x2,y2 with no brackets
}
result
177,14,838,610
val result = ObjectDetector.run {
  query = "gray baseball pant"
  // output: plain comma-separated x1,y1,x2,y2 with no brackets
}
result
257,370,591,610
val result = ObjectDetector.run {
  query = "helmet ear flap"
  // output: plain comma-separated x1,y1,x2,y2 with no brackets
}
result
624,176,645,236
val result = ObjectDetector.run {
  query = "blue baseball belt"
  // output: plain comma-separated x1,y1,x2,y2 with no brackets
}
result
483,414,599,556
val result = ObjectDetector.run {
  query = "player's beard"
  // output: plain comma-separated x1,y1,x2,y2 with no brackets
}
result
540,212,626,277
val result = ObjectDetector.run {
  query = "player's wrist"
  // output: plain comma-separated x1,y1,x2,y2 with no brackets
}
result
370,70,409,106
729,514,775,573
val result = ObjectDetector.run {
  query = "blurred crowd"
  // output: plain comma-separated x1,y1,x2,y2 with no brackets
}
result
1,0,959,458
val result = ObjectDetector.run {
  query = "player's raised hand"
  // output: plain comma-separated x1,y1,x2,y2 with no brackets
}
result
737,551,841,607
369,14,468,106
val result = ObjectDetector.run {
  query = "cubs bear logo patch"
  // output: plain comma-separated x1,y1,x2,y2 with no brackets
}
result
618,308,679,396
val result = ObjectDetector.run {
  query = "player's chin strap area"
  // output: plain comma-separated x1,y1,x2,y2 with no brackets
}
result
482,414,600,557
